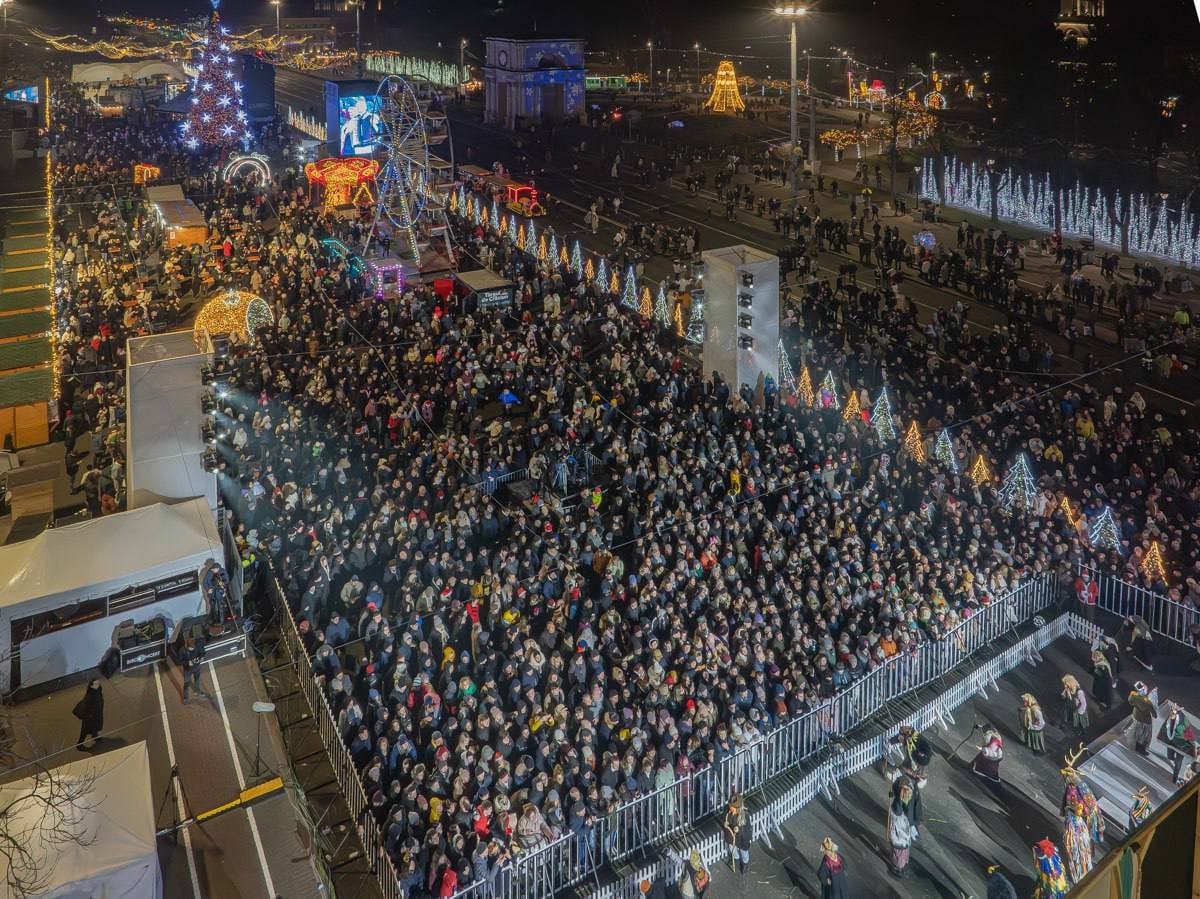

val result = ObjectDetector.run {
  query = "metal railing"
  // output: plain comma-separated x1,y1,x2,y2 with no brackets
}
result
473,466,529,496
1080,563,1200,650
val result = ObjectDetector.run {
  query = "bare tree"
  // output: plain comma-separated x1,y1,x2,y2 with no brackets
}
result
0,762,100,898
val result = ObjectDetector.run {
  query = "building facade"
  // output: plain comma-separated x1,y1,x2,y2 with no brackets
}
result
483,37,585,129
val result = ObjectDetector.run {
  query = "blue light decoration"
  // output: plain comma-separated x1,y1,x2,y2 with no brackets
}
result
596,257,610,293
621,266,638,308
1089,505,1122,552
997,453,1038,513
654,284,668,324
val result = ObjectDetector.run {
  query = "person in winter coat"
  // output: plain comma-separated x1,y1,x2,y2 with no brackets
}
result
1089,651,1116,710
676,849,710,898
1020,694,1046,754
1127,683,1158,756
722,791,751,873
817,836,850,899
74,678,104,749
983,863,1018,899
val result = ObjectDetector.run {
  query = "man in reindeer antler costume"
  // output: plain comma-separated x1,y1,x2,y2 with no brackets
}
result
1059,744,1104,846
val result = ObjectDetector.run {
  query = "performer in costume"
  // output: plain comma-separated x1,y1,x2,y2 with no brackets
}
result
885,776,920,877
1032,839,1069,899
1059,745,1105,845
1062,802,1093,883
886,725,933,788
971,726,1004,793
1060,675,1089,733
816,836,850,899
1128,786,1151,830
1020,694,1046,754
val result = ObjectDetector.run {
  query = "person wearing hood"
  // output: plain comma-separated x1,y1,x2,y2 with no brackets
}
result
817,836,850,899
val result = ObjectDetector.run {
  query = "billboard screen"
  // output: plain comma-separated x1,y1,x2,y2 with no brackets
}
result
3,85,39,104
337,94,384,156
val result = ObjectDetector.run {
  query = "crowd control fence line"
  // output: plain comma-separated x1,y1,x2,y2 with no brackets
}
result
265,560,1078,899
1078,563,1200,650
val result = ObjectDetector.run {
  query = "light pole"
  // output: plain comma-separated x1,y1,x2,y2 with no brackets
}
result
647,41,654,93
772,5,809,191
693,43,700,90
0,0,10,32
270,0,281,35
345,0,363,77
460,38,467,99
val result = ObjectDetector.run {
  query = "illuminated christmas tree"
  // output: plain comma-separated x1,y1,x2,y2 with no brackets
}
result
499,213,508,236
449,188,458,214
609,266,620,295
968,453,992,485
639,286,653,318
596,257,609,291
871,388,897,442
181,1,251,149
705,60,746,114
778,340,797,394
516,223,527,251
904,421,926,463
1059,495,1078,527
481,205,490,228
673,302,684,336
622,268,638,308
934,428,956,471
538,234,548,263
655,285,669,324
1142,541,1167,584
570,241,581,276
491,198,500,228
819,370,840,409
507,215,518,244
798,366,814,407
1089,506,1121,551
584,257,596,283
527,219,536,252
842,389,861,422
997,453,1037,512
555,238,566,267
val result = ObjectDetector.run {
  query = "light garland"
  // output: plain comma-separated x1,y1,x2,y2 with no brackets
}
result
1089,506,1121,551
969,453,992,485
997,453,1037,512
871,388,897,443
818,370,840,409
364,52,469,89
1141,541,1167,584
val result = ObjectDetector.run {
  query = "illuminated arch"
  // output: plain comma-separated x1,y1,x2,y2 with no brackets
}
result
923,90,945,110
221,152,272,184
193,289,274,349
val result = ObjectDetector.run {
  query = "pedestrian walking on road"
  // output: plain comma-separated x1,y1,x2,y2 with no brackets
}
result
817,836,850,899
181,637,207,704
73,678,104,750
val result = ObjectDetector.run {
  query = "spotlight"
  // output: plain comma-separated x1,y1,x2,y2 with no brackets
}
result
738,313,754,329
202,449,220,473
737,293,754,309
738,335,755,349
201,416,217,445
740,271,754,288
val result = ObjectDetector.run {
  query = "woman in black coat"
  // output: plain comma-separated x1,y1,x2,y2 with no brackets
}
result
1090,651,1116,710
817,837,850,899
75,679,104,749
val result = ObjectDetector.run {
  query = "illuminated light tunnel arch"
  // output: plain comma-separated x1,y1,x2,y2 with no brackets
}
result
221,152,272,184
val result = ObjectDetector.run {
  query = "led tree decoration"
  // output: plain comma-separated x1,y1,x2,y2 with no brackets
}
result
516,223,527,252
491,198,500,228
499,213,508,237
798,366,814,407
608,265,620,295
819,370,840,409
507,214,518,244
537,234,548,263
655,285,669,324
1090,506,1121,551
527,219,536,253
549,235,560,265
595,257,609,291
1142,541,1167,584
969,453,992,485
558,241,568,267
570,241,582,277
777,340,798,395
871,388,897,443
1060,495,1079,528
673,302,684,337
622,267,638,309
584,257,596,283
842,389,861,422
904,421,926,463
181,0,251,149
997,453,1038,512
639,286,653,318
705,60,746,114
934,428,957,471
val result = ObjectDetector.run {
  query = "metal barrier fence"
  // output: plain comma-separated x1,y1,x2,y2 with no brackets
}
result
263,568,405,899
1079,564,1200,650
474,467,529,496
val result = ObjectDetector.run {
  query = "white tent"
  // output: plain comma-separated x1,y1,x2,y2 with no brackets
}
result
0,499,220,691
0,741,162,898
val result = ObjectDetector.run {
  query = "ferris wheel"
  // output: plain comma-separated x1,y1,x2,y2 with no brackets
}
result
367,74,455,267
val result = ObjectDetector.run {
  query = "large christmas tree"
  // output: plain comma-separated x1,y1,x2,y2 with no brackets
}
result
182,1,251,149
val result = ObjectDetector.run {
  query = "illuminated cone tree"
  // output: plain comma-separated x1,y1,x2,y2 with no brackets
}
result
655,285,669,324
934,428,956,471
1142,541,1167,583
1090,506,1121,551
969,453,992,485
778,340,798,394
819,370,840,409
871,388,897,443
842,389,861,422
639,286,653,318
798,366,814,407
622,268,638,308
181,1,251,149
997,453,1038,513
705,60,746,113
904,421,926,463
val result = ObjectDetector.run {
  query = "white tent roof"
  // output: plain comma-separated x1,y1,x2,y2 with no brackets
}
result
0,498,220,610
0,741,161,899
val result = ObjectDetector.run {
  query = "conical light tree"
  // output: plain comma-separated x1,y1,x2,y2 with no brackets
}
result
584,257,596,283
527,219,537,252
655,285,669,324
997,453,1038,512
798,366,814,407
934,428,957,471
622,268,638,308
1059,495,1079,528
705,60,746,113
904,421,926,463
596,257,609,291
556,239,567,268
181,0,251,149
508,215,518,244
608,264,620,295
871,388,897,442
778,340,797,395
1090,506,1121,551
819,370,840,409
842,389,861,422
491,198,500,228
639,286,653,318
516,223,527,252
968,453,992,485
538,234,548,263
1142,541,1167,583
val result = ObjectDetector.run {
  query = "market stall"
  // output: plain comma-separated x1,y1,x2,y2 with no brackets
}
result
456,267,513,312
0,498,222,693
147,184,207,248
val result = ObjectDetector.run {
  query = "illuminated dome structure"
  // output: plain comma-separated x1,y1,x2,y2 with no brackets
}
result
192,289,273,349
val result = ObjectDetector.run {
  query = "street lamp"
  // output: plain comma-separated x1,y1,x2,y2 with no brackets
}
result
0,0,11,31
772,5,812,190
460,38,468,99
647,40,654,93
269,0,281,35
346,0,363,77
693,42,701,90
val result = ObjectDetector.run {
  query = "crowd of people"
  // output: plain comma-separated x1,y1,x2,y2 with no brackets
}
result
41,70,1200,899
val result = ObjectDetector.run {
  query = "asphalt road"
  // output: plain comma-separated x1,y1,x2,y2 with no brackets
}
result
448,113,1197,421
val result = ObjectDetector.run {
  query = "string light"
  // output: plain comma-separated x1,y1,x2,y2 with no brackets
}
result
1141,541,1167,584
903,421,926,463
818,370,840,409
934,428,957,471
969,453,992,485
1089,506,1121,552
192,289,274,347
704,60,746,113
997,453,1038,512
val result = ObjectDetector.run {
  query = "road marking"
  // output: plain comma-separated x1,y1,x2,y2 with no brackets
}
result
154,665,201,899
208,661,278,899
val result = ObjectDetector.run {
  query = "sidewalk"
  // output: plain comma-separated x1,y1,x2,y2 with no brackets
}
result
1,654,325,898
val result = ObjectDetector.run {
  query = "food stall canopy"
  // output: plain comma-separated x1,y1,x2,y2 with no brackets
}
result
148,186,207,248
456,267,514,310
